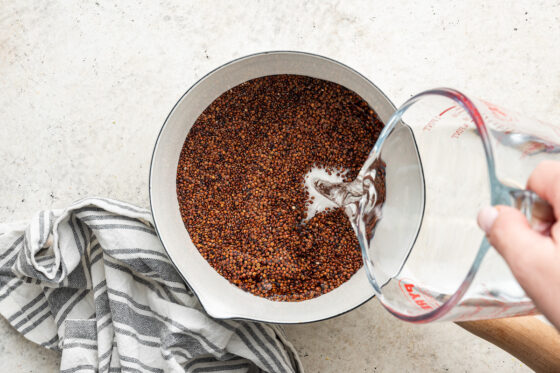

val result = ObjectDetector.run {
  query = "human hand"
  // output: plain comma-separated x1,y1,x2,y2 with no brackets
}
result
477,160,560,329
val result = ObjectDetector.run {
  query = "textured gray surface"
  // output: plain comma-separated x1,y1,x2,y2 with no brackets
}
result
2,0,559,371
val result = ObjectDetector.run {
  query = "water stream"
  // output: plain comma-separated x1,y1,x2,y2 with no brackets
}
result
303,157,387,247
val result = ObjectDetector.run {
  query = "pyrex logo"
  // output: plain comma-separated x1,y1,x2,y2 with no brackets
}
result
398,280,439,311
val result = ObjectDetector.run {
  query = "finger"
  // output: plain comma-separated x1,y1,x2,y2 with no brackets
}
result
478,205,555,293
531,197,555,224
532,218,552,236
527,160,560,220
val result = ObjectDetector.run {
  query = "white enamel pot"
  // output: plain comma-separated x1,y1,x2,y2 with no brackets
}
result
149,51,396,323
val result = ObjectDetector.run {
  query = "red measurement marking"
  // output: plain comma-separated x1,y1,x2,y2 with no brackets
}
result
455,305,483,321
398,280,436,310
439,105,457,117
521,142,547,158
481,100,511,121
451,123,469,138
423,117,438,131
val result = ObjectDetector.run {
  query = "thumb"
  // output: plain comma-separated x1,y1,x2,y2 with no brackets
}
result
477,205,553,280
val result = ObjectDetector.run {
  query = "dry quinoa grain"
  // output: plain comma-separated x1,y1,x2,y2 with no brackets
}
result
176,74,384,301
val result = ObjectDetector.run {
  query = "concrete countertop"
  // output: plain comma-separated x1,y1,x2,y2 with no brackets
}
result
2,1,559,371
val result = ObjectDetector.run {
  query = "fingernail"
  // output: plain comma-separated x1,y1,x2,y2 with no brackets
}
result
478,206,498,233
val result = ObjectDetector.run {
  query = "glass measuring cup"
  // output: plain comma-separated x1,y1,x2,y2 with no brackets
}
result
361,88,559,322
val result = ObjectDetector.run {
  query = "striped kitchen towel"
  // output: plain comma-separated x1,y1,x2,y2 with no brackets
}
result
0,198,303,373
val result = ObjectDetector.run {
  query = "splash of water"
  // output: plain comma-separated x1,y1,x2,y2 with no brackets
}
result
302,158,386,243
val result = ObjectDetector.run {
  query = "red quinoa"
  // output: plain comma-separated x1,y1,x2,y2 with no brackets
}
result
176,75,384,301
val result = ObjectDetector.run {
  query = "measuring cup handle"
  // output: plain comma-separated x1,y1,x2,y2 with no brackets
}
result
509,189,555,226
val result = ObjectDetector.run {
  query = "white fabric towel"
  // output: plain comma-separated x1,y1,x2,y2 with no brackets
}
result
0,198,303,373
